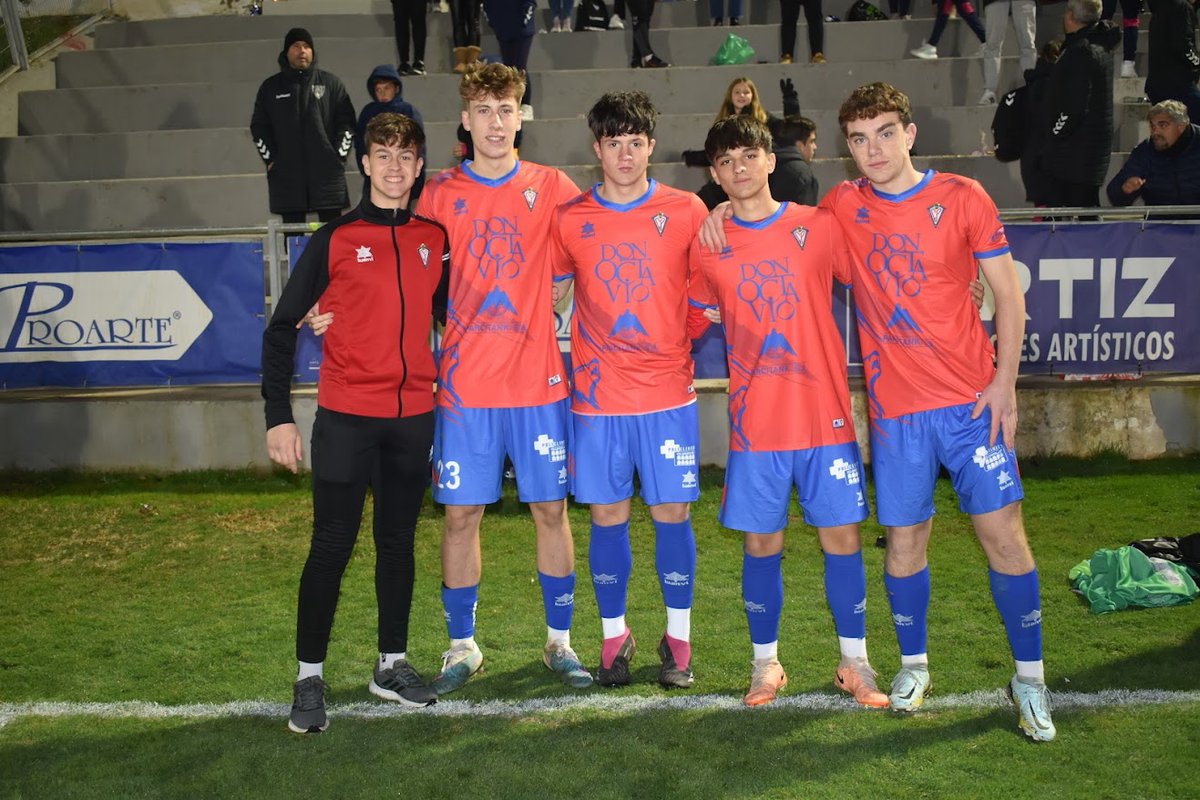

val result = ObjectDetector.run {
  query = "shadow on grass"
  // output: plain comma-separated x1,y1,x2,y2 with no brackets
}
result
0,703,1088,800
1060,625,1200,692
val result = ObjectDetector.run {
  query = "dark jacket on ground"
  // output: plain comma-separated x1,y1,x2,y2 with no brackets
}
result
1105,124,1200,209
1038,21,1121,187
251,48,356,215
262,199,449,428
1146,0,1200,97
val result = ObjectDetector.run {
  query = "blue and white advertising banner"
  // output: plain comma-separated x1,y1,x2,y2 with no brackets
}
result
0,242,263,388
997,222,1197,374
286,235,324,382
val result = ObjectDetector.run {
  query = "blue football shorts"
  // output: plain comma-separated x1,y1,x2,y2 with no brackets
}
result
570,402,701,507
869,402,1025,527
432,399,570,505
719,441,868,533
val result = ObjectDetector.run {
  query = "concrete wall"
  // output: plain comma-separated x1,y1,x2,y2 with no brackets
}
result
3,379,1196,471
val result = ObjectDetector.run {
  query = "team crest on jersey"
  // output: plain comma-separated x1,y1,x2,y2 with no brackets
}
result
928,203,945,228
356,245,373,263
652,211,667,236
522,187,538,211
581,221,595,239
791,226,808,249
311,85,325,100
418,243,430,267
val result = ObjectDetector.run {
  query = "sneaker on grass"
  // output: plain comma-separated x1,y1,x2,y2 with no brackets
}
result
743,658,787,707
1008,674,1056,742
369,659,437,707
432,641,483,695
543,640,594,688
888,665,931,712
834,657,890,708
288,675,328,734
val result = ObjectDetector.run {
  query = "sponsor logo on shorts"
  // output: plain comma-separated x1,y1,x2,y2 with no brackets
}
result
554,592,574,607
593,573,619,585
662,571,690,587
558,467,568,485
892,613,914,626
745,600,767,614
828,457,861,486
660,439,697,467
682,470,698,489
854,599,867,615
533,433,567,463
1020,609,1041,628
997,469,1015,491
972,445,1008,471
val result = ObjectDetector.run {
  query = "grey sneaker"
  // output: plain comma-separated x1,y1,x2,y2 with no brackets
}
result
1008,675,1056,742
431,641,483,695
889,666,932,712
369,659,437,707
543,641,594,688
288,675,328,734
657,635,694,689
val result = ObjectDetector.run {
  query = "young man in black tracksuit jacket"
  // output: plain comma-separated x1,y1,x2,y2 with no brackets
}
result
262,113,449,734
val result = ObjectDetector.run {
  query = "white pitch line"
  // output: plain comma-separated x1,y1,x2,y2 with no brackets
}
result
2,689,1197,727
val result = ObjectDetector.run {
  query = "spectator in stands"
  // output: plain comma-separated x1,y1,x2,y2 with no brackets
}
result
610,0,626,29
1146,0,1200,123
979,0,1038,105
549,0,576,30
450,0,484,73
1102,0,1141,78
628,0,669,67
355,65,426,204
1106,100,1200,210
887,0,912,19
911,0,986,61
1019,42,1062,207
684,77,800,166
780,0,826,63
1036,0,1119,208
483,0,539,119
710,0,742,25
697,114,820,208
250,28,356,225
392,0,428,75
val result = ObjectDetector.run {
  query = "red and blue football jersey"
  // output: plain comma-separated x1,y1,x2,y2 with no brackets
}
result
416,159,579,409
821,170,1009,419
552,180,707,415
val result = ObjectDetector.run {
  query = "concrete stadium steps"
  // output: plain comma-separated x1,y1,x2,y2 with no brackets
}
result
0,104,1152,184
20,58,1041,135
62,22,1080,89
0,154,1122,232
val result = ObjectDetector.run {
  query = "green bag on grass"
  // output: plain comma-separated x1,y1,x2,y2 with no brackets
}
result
1069,545,1198,614
710,34,754,66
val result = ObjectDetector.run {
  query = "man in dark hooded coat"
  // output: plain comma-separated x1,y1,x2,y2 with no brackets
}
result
251,28,357,223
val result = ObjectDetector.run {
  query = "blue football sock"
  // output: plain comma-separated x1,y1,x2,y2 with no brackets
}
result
654,519,696,610
538,571,575,633
742,550,783,646
824,550,867,639
589,521,631,619
988,567,1043,662
441,583,478,640
884,566,930,657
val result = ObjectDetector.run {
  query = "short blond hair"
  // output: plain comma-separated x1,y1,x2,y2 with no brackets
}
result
459,63,526,108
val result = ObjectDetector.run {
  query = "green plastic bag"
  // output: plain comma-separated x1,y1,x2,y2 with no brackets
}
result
710,33,755,66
